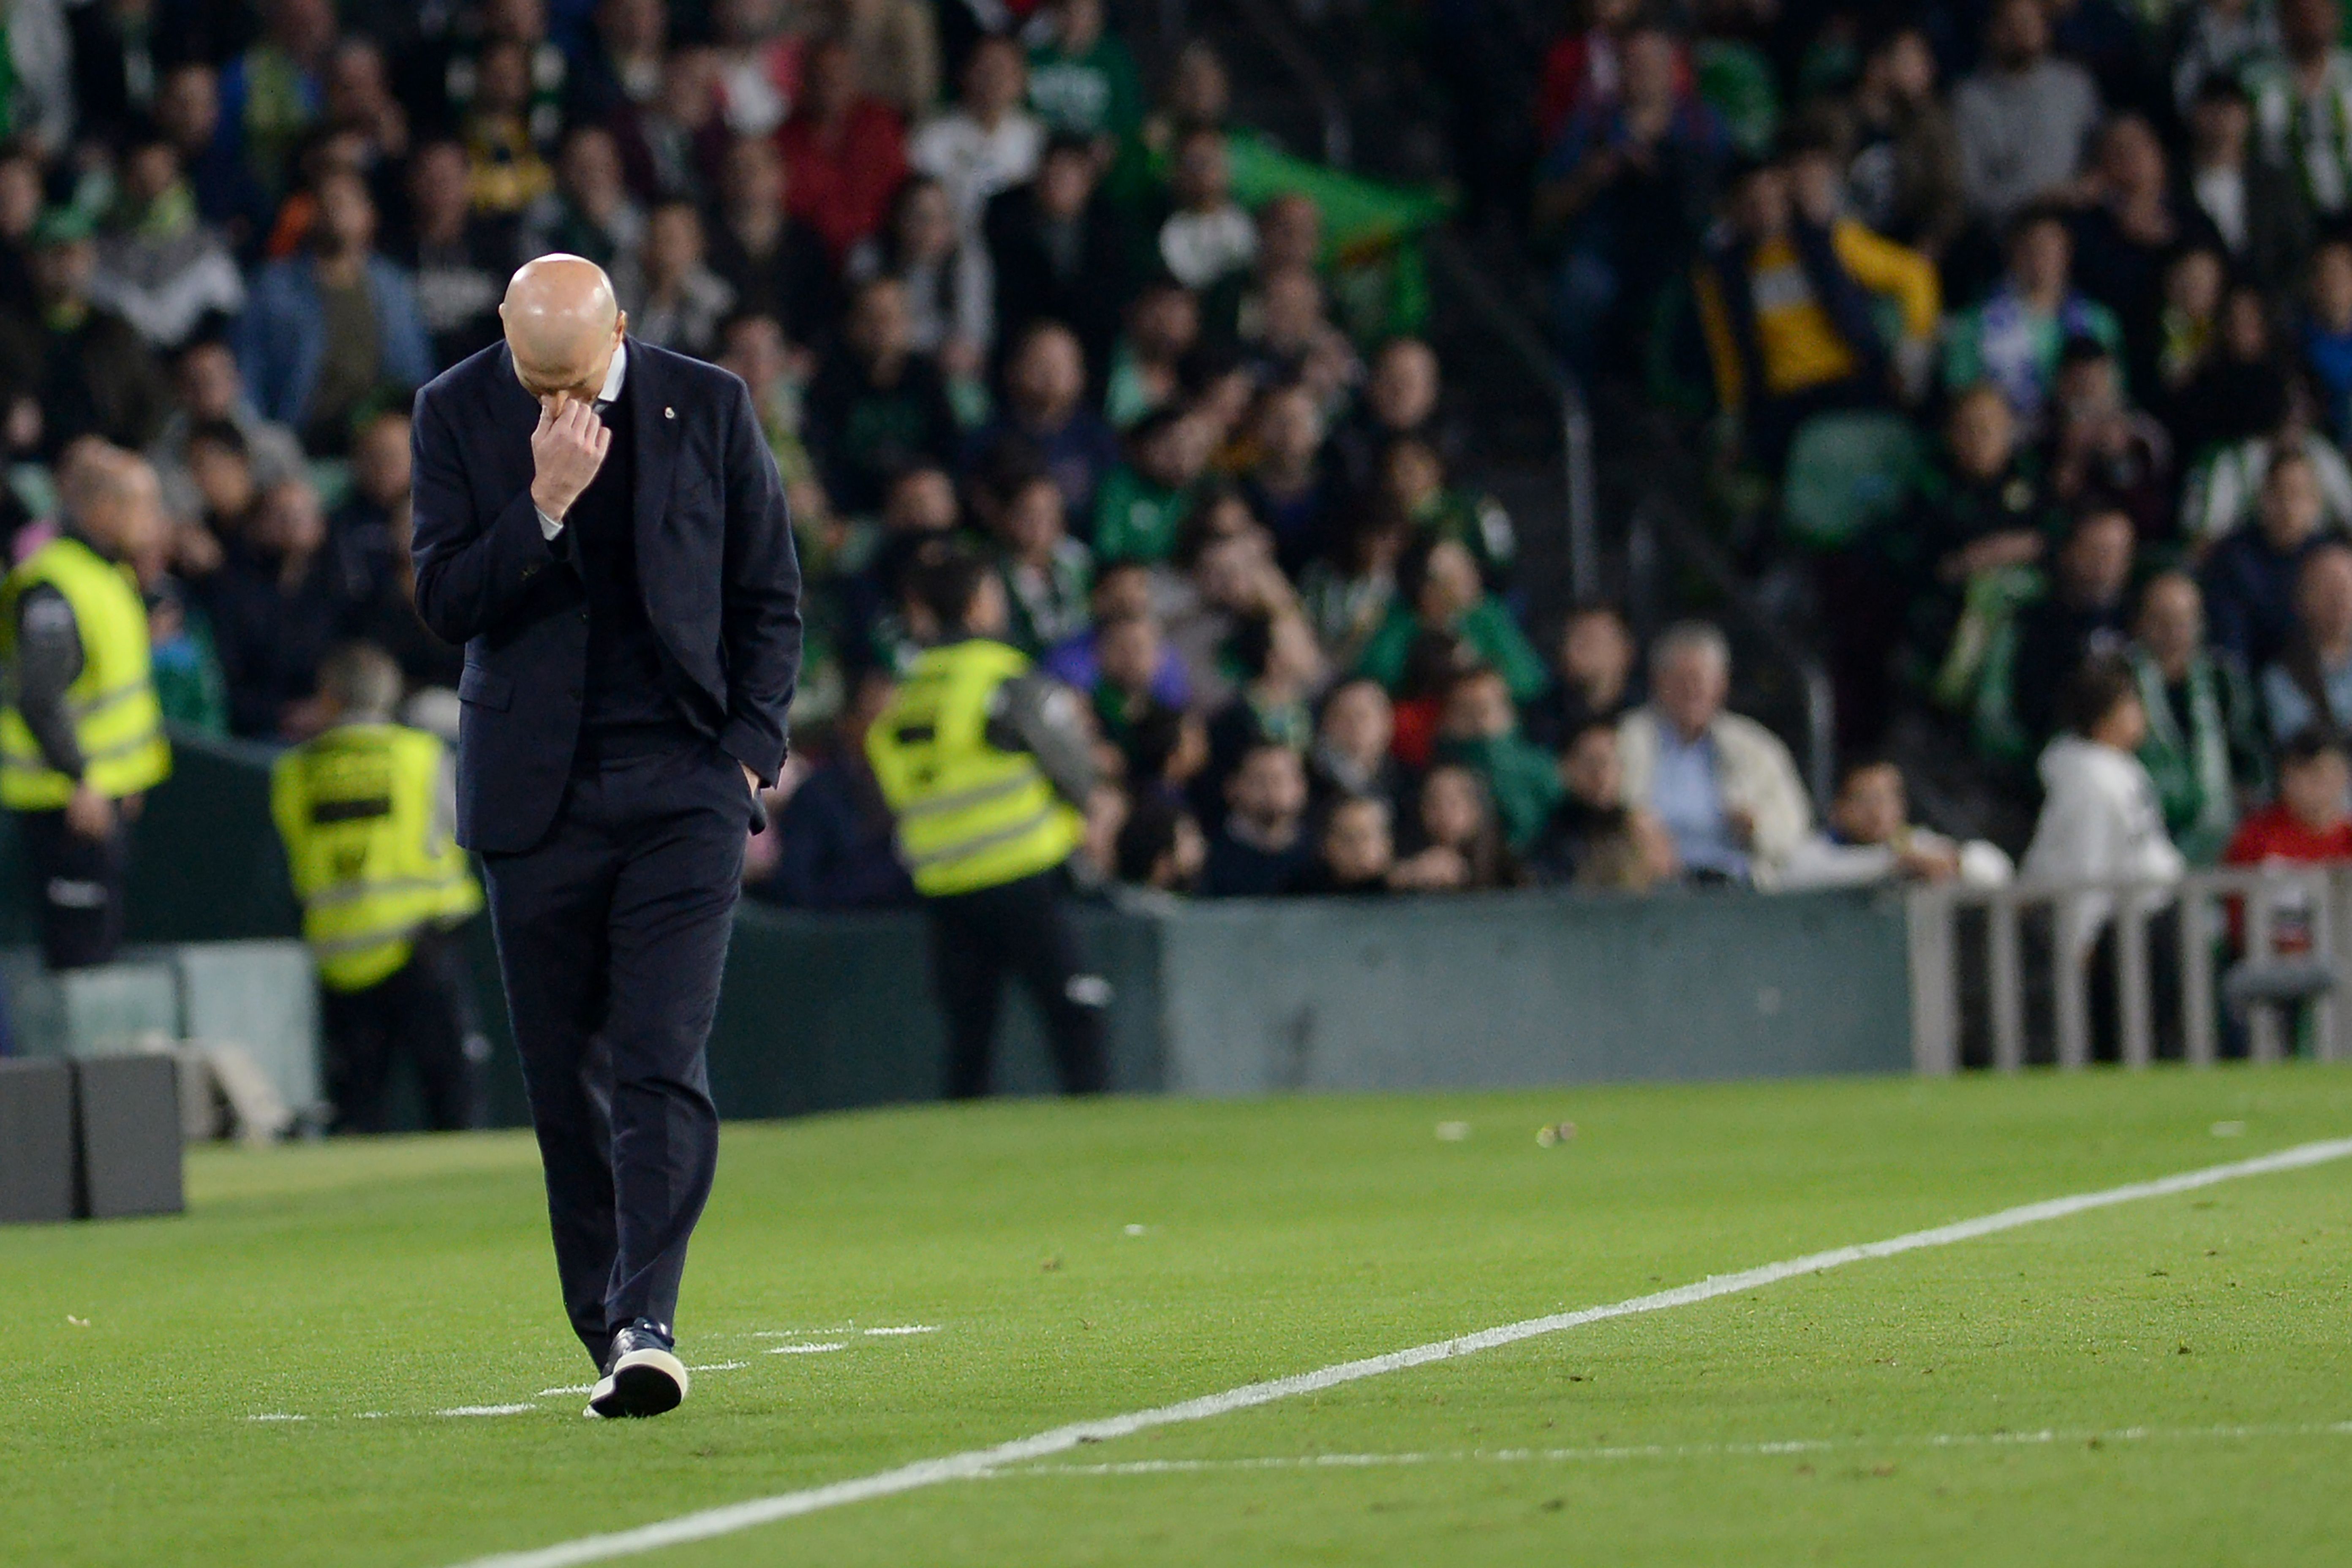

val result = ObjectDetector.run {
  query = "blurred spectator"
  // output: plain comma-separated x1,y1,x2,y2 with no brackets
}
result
2131,570,2265,865
777,35,910,266
1408,763,1523,891
1202,741,1313,896
607,42,726,208
1242,381,1337,575
2184,73,2309,295
1331,336,1448,502
1995,506,2138,749
196,476,340,740
0,206,172,458
2044,338,2172,544
971,320,1118,519
710,0,806,140
1103,278,1198,427
1617,621,1812,884
1299,508,1406,671
1951,0,2100,227
1094,408,1212,563
1289,792,1399,895
1780,759,2012,889
992,470,1091,654
397,138,520,370
1307,676,1403,815
2300,237,2352,447
849,174,990,384
1114,793,1206,892
331,411,458,694
2224,726,2352,868
2175,0,2280,118
1535,22,1724,376
1042,560,1191,706
1693,147,1938,469
615,199,735,358
1526,601,1638,749
1433,665,1560,852
911,36,1042,244
149,336,306,525
838,0,939,121
156,62,270,248
1239,264,1358,416
220,0,334,207
2181,373,2352,542
1535,0,1650,146
758,668,918,910
707,134,837,353
568,0,668,125
1026,0,1141,151
1156,125,1255,298
65,0,160,151
2172,283,2298,463
804,275,960,514
1943,205,2122,434
456,36,559,218
985,133,1130,387
2069,115,2219,368
2023,653,2185,993
1526,719,1678,890
2151,244,2229,413
2261,539,2352,738
1838,23,1964,262
2245,0,2352,221
1357,536,1546,704
88,128,246,352
235,167,430,455
523,122,643,270
1201,608,1322,813
2203,445,2334,670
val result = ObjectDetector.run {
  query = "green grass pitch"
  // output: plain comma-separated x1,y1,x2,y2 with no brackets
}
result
10,1065,2352,1566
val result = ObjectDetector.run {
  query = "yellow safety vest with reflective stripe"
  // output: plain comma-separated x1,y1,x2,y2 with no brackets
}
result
269,721,483,992
864,639,1085,897
0,535,171,810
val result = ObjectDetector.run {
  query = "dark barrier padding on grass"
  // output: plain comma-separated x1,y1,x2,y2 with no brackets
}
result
0,1059,75,1222
0,734,1915,1122
73,1054,184,1219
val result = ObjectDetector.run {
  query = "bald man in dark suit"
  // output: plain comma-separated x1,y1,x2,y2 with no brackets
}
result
408,255,801,1418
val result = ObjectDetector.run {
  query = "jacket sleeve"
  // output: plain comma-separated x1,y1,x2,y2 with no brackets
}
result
714,373,804,784
1832,221,1941,342
406,378,565,647
15,585,85,778
988,670,1098,807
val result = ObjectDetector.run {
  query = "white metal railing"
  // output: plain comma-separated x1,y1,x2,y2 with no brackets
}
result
1906,867,2352,1073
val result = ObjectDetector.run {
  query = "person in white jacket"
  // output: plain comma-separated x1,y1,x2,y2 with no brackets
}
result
1617,622,1814,886
2023,652,2188,1056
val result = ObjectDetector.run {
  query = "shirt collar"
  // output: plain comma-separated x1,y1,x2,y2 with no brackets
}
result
598,341,629,405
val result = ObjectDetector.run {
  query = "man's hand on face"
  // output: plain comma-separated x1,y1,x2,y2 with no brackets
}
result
529,393,613,522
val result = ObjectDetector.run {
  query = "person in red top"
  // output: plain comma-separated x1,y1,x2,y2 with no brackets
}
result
776,37,909,265
2222,727,2352,954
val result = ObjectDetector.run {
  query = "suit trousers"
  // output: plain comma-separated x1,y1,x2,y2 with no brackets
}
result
482,735,748,1367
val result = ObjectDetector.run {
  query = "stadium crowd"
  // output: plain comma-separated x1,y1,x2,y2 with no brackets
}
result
14,0,2352,920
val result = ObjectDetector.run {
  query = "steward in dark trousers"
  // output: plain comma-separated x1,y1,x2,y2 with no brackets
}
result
0,445,172,970
270,642,487,1133
867,550,1110,1098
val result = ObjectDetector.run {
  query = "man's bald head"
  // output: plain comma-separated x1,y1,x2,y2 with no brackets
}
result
501,254,626,406
60,441,167,567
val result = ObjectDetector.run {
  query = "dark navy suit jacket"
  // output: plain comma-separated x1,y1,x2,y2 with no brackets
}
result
408,338,803,854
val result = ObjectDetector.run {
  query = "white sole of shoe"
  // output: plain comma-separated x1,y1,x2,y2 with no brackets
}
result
583,1348,689,1419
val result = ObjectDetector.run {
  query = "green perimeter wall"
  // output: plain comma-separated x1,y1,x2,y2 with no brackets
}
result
0,733,1915,1122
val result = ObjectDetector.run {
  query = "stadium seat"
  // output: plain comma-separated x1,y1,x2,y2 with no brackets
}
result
1780,411,1925,554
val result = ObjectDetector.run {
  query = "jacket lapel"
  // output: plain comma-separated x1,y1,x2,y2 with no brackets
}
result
630,339,678,566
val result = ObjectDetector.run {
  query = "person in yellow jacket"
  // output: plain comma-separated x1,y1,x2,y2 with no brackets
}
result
0,442,172,969
271,642,487,1132
866,548,1111,1098
1692,128,1942,472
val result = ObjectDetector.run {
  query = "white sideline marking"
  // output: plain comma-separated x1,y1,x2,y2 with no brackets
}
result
862,1325,938,1337
993,1421,2352,1478
765,1342,847,1355
245,1413,307,1423
687,1361,749,1373
539,1386,595,1398
438,1405,539,1418
444,1135,2352,1568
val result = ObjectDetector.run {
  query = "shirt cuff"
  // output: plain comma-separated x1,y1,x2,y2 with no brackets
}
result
536,506,565,541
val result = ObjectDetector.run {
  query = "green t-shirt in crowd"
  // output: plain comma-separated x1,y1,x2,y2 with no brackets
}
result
1092,464,1194,563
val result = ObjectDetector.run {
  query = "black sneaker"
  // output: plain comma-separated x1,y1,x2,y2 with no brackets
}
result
585,1320,689,1419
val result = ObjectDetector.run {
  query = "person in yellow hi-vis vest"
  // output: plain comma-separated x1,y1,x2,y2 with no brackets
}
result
0,443,172,969
866,548,1111,1098
271,642,488,1132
